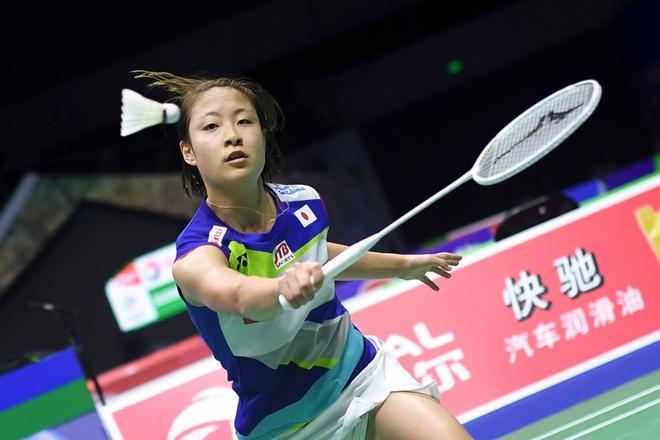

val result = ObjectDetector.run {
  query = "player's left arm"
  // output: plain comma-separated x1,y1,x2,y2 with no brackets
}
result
327,242,462,290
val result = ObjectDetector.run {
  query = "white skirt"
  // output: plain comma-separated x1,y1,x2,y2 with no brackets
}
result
276,336,440,440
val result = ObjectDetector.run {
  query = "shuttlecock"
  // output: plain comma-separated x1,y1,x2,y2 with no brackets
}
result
120,89,180,137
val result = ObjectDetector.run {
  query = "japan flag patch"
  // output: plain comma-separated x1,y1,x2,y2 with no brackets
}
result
293,204,317,228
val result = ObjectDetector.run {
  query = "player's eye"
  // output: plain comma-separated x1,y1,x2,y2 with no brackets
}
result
238,119,252,125
204,123,218,130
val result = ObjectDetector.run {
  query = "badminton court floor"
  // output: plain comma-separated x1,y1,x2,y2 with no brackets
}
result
502,369,660,439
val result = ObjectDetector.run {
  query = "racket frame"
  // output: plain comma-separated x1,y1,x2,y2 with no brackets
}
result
473,79,602,186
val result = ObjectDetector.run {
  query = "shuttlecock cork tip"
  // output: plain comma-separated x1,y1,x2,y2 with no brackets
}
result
163,103,181,124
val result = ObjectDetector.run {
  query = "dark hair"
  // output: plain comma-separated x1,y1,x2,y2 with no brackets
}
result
133,70,284,197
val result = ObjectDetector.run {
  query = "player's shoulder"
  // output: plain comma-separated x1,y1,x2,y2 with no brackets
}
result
266,183,321,202
176,203,212,242
175,202,230,256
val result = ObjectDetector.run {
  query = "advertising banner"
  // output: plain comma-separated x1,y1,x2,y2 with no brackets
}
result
105,360,234,440
348,176,659,420
105,243,185,332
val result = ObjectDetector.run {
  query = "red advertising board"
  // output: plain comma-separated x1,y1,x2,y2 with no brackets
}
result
100,176,659,438
101,359,235,440
348,176,659,420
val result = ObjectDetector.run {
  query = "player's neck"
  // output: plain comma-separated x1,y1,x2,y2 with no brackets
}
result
206,181,276,233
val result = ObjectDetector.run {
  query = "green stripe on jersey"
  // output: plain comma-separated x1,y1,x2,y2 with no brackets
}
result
242,227,328,277
281,357,340,370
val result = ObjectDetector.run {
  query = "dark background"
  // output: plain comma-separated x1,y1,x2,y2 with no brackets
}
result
1,203,194,375
1,0,658,375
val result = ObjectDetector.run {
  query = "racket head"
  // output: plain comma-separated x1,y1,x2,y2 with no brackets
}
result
472,79,602,186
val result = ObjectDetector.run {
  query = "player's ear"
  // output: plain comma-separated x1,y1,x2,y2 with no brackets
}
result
180,141,196,166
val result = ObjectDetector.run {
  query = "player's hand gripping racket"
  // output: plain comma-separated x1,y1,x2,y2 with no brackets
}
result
279,79,602,309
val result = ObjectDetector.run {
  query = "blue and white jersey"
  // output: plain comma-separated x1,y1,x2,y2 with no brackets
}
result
175,183,376,439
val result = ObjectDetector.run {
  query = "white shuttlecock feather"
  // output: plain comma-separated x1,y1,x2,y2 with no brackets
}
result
120,89,180,137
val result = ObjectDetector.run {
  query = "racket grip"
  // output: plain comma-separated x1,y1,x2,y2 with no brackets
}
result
278,234,381,311
279,293,294,310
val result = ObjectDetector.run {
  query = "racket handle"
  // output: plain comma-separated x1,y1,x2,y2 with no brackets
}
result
278,233,381,310
278,293,295,310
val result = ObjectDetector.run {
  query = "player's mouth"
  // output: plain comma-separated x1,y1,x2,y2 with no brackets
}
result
225,151,248,164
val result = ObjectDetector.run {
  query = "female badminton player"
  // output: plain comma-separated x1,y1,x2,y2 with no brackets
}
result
135,70,471,439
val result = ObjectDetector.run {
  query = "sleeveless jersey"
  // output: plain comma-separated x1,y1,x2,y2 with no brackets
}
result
174,183,376,439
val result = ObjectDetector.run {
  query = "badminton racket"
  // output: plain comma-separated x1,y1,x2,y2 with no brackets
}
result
279,79,602,309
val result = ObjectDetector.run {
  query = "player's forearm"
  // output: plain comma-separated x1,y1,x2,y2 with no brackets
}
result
233,276,282,321
327,242,406,280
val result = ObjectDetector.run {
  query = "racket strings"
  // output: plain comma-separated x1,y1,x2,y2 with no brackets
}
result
477,83,596,181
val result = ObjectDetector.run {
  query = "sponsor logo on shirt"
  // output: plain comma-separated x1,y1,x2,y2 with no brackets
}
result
273,240,295,270
271,184,307,196
208,225,228,246
228,241,249,275
293,204,317,228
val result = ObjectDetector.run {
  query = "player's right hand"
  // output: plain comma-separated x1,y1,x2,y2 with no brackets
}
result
277,262,324,308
